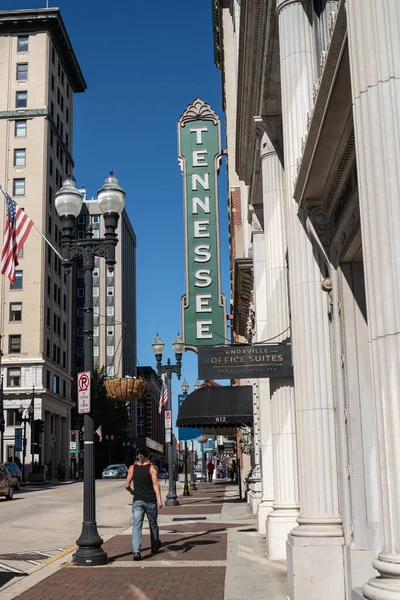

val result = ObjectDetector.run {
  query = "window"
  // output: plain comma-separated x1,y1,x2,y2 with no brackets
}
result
107,346,114,356
93,347,99,357
66,106,69,124
93,306,99,316
6,409,22,426
50,101,54,118
16,63,28,80
92,215,99,223
9,334,21,354
11,271,23,290
107,326,114,336
47,306,51,327
46,338,50,357
93,287,99,297
106,366,114,377
93,268,99,277
77,268,84,278
93,326,99,337
137,403,145,418
137,422,145,435
16,91,27,108
7,367,21,387
77,307,84,317
107,306,114,316
47,276,51,296
93,230,100,239
10,302,22,321
62,322,66,340
51,46,55,64
15,120,27,137
14,148,26,167
51,74,55,91
78,230,85,239
49,157,53,175
17,36,29,52
13,178,25,196
63,351,66,368
53,375,60,394
77,347,83,357
107,267,114,276
77,327,83,337
19,245,24,258
107,287,114,297
63,294,67,311
78,215,85,225
66,82,70,98
77,288,84,297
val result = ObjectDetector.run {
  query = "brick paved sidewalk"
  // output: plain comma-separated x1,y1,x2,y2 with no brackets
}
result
1,482,288,600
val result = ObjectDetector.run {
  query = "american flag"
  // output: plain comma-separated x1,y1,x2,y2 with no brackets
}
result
159,374,168,414
0,187,33,285
95,425,102,442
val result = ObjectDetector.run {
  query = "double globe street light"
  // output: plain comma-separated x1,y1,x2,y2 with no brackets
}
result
55,172,125,566
152,333,185,506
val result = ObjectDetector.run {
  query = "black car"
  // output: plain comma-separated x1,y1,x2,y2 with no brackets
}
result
4,462,22,490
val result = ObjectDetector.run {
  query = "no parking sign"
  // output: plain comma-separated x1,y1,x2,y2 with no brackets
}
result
77,371,91,414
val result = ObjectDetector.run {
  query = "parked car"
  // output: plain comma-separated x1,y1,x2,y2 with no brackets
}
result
102,464,128,479
157,468,168,480
0,465,14,500
194,468,206,481
4,462,22,490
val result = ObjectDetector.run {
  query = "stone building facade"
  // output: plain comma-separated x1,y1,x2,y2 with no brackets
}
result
213,1,400,598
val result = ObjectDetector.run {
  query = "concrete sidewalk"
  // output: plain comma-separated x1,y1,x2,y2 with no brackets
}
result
1,482,288,600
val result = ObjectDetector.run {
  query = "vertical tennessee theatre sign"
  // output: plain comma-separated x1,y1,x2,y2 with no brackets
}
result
178,98,226,346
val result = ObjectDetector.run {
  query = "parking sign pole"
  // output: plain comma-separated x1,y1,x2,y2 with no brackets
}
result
73,253,107,566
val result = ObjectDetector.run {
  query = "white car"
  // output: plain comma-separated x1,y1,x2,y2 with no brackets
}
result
102,464,128,479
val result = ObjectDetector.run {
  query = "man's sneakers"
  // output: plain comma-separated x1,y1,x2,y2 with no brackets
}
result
133,552,141,561
151,539,162,555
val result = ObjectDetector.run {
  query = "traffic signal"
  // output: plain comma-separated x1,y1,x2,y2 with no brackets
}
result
33,419,45,443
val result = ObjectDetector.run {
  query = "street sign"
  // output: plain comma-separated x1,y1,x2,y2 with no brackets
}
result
165,428,172,444
70,441,77,450
77,371,91,414
165,410,172,429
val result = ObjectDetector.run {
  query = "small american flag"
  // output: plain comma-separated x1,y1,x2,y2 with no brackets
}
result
95,425,102,442
159,374,168,414
0,187,33,285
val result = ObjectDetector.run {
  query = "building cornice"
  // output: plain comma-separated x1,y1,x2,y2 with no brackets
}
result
0,8,86,92
293,1,346,206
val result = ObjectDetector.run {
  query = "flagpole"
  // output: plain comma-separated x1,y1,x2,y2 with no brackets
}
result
32,223,64,261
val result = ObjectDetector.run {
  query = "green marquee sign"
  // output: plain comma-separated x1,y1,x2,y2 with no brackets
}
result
178,98,226,346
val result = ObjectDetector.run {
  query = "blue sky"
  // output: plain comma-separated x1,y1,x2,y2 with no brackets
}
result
1,1,230,425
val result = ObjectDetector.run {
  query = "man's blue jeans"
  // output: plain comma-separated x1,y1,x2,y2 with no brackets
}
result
132,499,159,553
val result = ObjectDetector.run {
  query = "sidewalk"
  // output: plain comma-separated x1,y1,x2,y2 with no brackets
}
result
1,481,288,600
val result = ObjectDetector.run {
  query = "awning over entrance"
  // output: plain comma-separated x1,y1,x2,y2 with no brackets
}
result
176,385,253,428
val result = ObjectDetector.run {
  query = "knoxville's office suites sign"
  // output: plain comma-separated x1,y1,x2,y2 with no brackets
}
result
198,344,293,380
178,97,226,346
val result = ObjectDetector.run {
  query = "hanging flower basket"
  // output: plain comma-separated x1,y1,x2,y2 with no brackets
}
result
199,436,209,444
104,377,146,401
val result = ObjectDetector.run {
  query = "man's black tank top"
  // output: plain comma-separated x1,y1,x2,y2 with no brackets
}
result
133,463,156,502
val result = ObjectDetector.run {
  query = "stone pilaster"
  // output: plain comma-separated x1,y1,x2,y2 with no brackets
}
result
277,1,344,597
346,2,400,597
252,227,274,532
257,118,300,557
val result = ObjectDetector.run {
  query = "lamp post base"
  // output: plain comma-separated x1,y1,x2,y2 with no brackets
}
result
183,481,190,496
74,522,108,566
165,492,179,506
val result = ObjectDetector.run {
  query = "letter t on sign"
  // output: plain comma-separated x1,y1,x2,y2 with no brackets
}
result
190,127,208,144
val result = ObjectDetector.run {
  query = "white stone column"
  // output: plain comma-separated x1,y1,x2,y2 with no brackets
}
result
252,228,274,530
258,120,300,558
277,1,344,597
346,2,400,597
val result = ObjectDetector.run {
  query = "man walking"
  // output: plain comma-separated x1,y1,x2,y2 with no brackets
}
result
206,459,215,484
125,447,163,561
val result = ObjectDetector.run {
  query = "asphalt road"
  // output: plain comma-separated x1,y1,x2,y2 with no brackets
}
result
0,480,132,555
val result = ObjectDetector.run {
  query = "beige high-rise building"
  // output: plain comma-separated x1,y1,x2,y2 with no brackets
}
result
0,9,86,476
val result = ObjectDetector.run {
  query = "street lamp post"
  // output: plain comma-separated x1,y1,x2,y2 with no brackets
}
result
191,379,201,490
152,333,184,506
55,173,125,567
181,379,190,497
18,402,33,483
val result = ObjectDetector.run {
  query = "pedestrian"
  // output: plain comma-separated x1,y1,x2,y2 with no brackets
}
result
125,447,163,561
57,460,66,482
230,459,237,483
218,461,225,479
206,459,215,484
